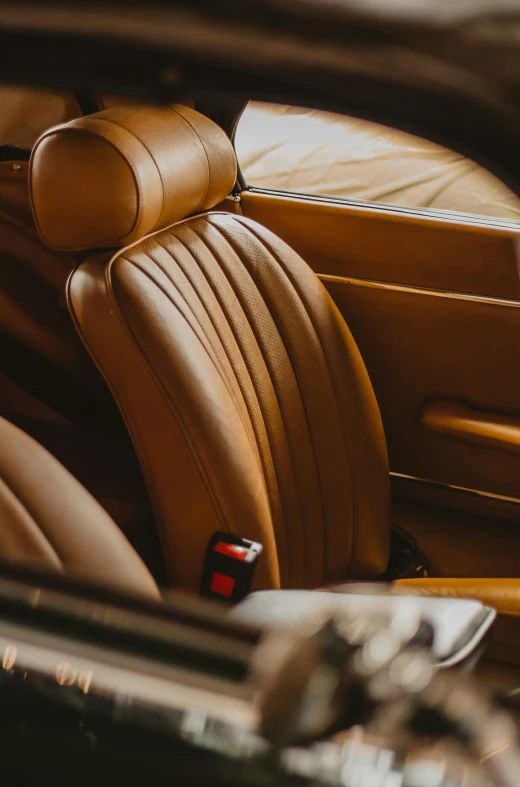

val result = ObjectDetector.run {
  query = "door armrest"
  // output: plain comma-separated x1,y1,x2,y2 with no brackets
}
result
421,399,520,454
395,577,520,617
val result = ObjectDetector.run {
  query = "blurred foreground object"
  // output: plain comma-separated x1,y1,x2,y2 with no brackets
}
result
252,597,520,786
0,565,516,787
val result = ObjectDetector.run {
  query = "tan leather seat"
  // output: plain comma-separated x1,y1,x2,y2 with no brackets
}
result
28,105,520,611
30,105,389,593
0,414,159,599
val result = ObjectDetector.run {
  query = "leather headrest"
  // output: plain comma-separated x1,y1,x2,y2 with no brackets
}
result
30,105,237,252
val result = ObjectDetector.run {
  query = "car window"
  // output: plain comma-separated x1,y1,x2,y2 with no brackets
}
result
235,101,520,223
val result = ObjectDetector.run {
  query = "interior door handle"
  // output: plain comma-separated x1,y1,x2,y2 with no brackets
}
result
420,399,520,455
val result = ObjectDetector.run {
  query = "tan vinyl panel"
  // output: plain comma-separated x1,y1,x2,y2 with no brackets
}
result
241,191,520,299
322,277,520,500
241,190,520,503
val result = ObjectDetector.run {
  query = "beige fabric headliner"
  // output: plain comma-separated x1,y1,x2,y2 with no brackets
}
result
0,86,81,150
236,102,520,222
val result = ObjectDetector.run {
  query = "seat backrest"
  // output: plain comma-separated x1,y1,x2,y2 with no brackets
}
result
0,414,159,598
30,105,391,593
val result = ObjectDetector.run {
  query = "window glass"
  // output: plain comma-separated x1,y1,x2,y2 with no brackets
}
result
235,101,520,222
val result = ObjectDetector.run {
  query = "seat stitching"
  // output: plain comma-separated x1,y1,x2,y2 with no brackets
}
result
173,222,281,489
114,249,235,534
66,218,236,578
154,229,260,453
148,233,258,451
207,214,335,584
130,247,228,382
196,215,313,586
241,217,355,577
231,214,357,576
148,236,237,381
68,260,177,576
166,107,211,212
204,218,312,585
72,249,233,550
123,248,250,450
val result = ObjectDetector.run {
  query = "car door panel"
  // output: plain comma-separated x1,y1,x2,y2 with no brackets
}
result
241,189,520,520
323,276,520,500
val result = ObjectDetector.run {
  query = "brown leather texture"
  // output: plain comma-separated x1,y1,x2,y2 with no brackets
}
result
68,213,391,593
0,159,155,549
395,577,520,617
324,281,520,501
241,191,520,505
420,399,520,456
241,191,520,299
0,415,159,599
30,105,237,252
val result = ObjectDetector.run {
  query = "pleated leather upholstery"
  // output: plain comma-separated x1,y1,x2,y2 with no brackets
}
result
69,212,391,592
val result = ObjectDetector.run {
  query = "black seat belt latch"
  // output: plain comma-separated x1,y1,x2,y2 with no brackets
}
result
200,532,263,604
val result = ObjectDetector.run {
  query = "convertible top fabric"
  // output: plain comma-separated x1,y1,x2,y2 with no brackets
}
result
236,103,520,222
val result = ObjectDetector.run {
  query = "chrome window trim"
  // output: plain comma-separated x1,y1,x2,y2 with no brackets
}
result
246,186,520,233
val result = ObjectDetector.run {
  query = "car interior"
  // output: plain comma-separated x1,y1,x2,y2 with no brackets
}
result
3,86,520,691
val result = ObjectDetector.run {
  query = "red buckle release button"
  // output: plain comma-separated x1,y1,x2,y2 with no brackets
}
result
201,532,263,602
210,572,235,598
214,542,249,561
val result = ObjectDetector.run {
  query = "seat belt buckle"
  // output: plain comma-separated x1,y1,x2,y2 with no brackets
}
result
200,532,263,604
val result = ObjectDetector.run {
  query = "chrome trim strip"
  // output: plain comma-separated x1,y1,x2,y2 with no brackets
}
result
320,273,520,308
246,187,520,233
391,471,520,507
